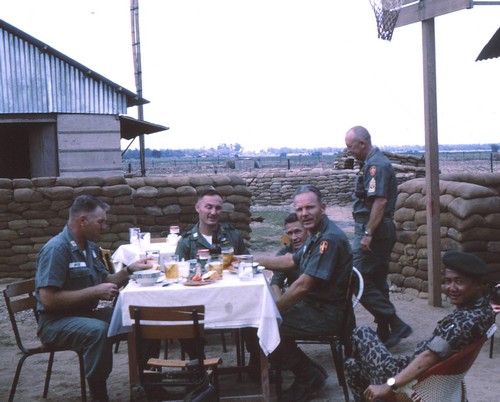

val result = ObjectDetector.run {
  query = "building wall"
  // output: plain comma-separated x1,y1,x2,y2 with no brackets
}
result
57,114,123,177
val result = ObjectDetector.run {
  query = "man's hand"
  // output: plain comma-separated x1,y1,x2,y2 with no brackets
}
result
360,235,372,253
128,258,153,273
94,283,119,301
364,384,391,401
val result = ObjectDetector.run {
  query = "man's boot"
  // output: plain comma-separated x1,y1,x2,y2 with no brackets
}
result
281,353,326,402
88,379,110,402
384,314,412,348
375,319,390,343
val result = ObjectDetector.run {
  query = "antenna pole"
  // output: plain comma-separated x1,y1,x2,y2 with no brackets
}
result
130,0,146,176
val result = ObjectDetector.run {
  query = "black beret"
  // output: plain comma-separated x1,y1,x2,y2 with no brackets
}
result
442,251,490,277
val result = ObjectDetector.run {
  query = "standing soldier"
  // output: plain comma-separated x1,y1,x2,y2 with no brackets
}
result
345,125,412,348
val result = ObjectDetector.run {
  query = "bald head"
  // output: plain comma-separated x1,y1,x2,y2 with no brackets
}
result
345,125,373,161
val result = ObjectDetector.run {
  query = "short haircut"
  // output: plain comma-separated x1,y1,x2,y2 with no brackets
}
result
197,188,223,200
349,125,372,144
70,195,109,218
284,213,299,225
293,184,323,203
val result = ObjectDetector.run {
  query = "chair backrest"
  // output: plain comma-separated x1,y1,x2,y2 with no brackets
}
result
3,279,38,353
129,305,207,380
339,267,364,344
395,335,489,402
150,237,168,244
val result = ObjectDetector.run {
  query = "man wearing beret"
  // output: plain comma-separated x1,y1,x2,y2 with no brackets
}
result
345,251,495,402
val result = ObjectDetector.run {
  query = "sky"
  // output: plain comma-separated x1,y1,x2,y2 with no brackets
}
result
2,0,500,152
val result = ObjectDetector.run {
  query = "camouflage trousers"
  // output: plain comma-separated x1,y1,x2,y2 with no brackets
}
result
344,325,412,402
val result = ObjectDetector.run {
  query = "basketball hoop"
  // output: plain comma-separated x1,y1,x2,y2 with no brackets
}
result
368,0,404,41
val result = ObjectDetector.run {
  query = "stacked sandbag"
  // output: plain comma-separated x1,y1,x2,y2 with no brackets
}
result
391,173,500,295
0,175,251,279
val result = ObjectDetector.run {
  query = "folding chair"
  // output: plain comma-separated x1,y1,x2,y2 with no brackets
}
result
489,303,500,358
393,327,496,402
129,305,222,401
3,279,87,402
275,266,364,402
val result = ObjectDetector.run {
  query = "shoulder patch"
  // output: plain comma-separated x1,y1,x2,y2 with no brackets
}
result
370,165,377,176
368,177,376,193
319,241,328,254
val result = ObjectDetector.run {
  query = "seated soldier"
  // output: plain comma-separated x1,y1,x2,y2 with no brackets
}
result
270,213,307,300
345,251,495,402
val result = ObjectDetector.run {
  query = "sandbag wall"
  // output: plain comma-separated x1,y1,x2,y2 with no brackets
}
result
0,175,251,279
390,173,500,293
240,168,415,207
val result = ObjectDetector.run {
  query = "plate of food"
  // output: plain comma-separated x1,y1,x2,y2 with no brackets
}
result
183,279,216,286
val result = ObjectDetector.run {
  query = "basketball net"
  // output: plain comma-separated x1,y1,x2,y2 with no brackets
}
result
368,0,403,41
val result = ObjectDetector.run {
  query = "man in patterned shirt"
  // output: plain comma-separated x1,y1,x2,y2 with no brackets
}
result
345,251,495,402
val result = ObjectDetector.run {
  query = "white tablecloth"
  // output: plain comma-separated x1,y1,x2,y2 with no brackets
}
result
111,243,177,271
108,272,282,355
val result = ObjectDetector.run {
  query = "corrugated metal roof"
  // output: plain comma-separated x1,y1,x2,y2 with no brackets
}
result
476,26,500,61
0,19,148,114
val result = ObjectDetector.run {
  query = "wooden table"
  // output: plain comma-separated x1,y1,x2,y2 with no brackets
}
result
108,272,281,401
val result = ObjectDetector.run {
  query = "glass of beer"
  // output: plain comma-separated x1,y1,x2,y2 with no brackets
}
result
222,246,234,270
207,254,223,279
164,254,179,280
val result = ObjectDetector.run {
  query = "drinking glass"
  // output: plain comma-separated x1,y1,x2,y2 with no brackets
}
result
207,254,223,279
221,246,234,269
237,255,253,281
178,260,190,282
129,227,140,244
164,254,179,280
138,232,151,251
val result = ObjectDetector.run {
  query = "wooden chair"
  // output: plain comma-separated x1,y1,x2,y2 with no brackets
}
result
393,329,495,402
129,305,222,401
275,267,364,402
489,303,500,358
3,279,87,402
100,247,115,273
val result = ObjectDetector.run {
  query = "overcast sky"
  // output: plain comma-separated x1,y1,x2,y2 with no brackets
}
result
2,0,500,151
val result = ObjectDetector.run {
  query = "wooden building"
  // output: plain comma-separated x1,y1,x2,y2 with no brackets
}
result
0,19,167,179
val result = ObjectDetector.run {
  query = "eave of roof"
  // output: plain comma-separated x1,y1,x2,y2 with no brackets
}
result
476,26,500,61
0,19,149,107
119,115,169,140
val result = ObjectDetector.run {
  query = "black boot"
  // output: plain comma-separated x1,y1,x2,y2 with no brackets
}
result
88,380,109,402
375,319,390,343
384,315,412,348
281,354,326,402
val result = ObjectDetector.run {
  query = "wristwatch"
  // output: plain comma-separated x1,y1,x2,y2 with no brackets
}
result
364,230,372,237
386,377,398,391
126,265,133,275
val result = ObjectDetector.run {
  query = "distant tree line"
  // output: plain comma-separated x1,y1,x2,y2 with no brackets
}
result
123,143,499,159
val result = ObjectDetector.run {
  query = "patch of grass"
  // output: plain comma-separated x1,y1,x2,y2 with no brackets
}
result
249,209,290,254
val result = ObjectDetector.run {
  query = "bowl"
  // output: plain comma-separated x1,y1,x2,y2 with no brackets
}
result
134,269,161,286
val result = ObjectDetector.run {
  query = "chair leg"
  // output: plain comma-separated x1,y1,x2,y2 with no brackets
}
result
490,333,495,358
330,340,350,402
43,351,55,398
114,340,121,354
78,352,87,402
220,331,228,353
8,353,28,402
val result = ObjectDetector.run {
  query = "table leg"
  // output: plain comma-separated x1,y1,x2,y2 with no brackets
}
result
259,348,270,402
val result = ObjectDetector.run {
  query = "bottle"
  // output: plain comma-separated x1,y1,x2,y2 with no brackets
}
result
167,225,180,246
210,231,221,255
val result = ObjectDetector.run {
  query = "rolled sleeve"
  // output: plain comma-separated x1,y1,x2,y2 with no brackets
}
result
426,336,451,359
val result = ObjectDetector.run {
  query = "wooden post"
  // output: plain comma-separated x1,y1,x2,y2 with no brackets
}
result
422,18,442,307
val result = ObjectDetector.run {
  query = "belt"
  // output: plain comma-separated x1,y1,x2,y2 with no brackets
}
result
352,213,393,223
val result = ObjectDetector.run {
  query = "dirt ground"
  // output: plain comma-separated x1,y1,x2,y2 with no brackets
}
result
0,206,498,402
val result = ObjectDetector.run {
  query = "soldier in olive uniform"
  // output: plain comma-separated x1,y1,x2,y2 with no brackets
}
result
345,126,412,348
